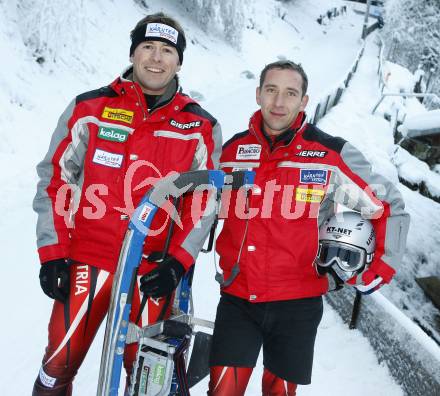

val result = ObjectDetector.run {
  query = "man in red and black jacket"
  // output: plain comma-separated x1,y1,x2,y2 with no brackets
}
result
32,12,221,395
208,61,409,395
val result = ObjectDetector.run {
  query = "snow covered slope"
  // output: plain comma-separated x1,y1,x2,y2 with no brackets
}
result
1,0,435,394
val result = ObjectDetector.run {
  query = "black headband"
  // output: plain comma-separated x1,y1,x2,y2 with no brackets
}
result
130,22,185,64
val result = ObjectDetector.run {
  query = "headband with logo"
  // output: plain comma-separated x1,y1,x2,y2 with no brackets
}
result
130,22,185,64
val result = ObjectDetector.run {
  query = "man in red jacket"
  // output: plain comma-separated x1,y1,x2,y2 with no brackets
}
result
32,12,221,395
208,60,409,395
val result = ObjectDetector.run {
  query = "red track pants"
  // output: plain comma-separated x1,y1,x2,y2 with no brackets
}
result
208,366,297,396
32,263,172,395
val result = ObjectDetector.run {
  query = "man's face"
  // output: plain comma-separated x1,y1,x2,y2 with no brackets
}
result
130,40,181,95
256,68,309,136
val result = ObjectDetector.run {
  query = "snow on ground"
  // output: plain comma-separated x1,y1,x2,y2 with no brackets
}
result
0,0,426,394
399,109,440,138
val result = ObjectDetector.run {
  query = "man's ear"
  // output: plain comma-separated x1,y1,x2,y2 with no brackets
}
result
300,94,309,111
176,64,181,73
129,55,134,64
256,87,261,106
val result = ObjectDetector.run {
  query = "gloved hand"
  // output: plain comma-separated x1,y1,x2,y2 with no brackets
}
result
140,254,185,298
348,262,395,295
39,258,70,303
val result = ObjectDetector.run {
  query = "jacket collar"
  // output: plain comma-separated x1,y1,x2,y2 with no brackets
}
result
109,66,196,117
110,65,181,107
249,110,307,150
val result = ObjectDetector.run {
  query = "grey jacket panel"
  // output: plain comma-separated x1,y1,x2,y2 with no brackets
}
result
33,100,75,248
181,122,223,262
337,142,410,269
32,100,89,251
181,191,217,260
210,122,222,170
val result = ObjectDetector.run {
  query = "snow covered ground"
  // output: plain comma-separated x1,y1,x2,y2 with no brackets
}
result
1,0,438,394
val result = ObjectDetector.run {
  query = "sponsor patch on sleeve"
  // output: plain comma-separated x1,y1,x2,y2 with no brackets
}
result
92,149,124,168
295,187,325,203
236,144,262,160
300,169,328,185
101,106,134,124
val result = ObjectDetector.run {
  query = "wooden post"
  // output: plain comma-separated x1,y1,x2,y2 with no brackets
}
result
349,290,363,329
361,0,372,39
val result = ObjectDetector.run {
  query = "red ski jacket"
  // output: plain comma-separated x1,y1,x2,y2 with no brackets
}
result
33,67,222,274
216,110,409,302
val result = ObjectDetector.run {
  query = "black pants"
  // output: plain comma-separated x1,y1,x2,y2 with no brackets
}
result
209,293,323,384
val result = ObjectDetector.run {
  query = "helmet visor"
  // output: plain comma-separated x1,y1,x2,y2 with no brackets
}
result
317,241,365,272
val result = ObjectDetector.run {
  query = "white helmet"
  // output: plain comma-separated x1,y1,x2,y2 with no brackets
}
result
316,211,375,289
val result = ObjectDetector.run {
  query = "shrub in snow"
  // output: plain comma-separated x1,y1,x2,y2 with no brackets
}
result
15,0,85,63
172,0,245,49
382,0,440,98
240,70,255,80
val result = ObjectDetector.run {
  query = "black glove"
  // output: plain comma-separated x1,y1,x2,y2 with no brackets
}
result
39,258,70,303
140,254,185,298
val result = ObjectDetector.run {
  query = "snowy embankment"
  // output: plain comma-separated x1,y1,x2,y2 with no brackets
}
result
0,0,414,394
319,30,440,345
318,34,440,395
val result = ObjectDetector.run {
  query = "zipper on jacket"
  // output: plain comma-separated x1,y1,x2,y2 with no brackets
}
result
250,124,271,157
272,123,307,155
131,83,148,121
149,91,179,116
250,119,307,157
132,84,180,122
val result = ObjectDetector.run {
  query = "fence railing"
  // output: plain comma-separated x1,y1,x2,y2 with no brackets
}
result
308,42,365,125
364,20,380,38
377,34,440,109
377,35,386,91
372,92,440,114
306,4,383,126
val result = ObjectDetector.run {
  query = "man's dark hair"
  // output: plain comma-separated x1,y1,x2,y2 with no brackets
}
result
130,12,186,52
259,60,308,97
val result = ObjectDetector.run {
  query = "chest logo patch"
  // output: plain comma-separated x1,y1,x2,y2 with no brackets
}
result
98,126,129,143
101,106,134,124
296,188,325,203
300,169,328,185
170,119,202,130
92,149,123,168
296,150,327,158
236,144,261,160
